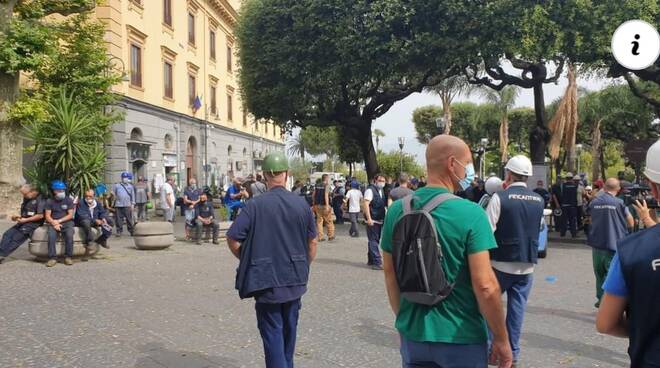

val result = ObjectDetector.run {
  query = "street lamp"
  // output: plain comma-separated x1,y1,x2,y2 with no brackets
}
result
435,117,446,136
575,143,583,174
479,138,489,178
398,137,405,174
105,55,130,82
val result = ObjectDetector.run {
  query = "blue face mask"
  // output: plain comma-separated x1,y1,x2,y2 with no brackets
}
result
453,159,476,191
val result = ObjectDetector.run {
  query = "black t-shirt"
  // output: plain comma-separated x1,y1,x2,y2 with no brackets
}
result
46,197,74,222
195,202,215,219
551,184,562,206
21,195,45,219
533,188,551,207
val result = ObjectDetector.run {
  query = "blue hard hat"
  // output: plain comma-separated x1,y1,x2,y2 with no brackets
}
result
121,171,133,179
351,180,360,189
51,180,66,191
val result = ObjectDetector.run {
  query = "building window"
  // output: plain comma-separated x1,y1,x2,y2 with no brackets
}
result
163,0,172,27
163,61,173,99
227,94,233,121
188,74,196,106
226,45,232,72
188,13,196,46
210,86,217,115
130,44,142,87
209,30,216,61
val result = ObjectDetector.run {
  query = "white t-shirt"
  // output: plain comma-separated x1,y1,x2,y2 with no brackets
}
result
346,189,363,213
160,182,174,209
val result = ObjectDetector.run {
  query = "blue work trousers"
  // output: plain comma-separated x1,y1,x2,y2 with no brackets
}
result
400,335,488,368
366,223,382,266
255,299,301,368
0,224,34,257
560,205,578,237
490,269,534,361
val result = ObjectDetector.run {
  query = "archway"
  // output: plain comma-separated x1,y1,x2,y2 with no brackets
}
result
186,136,197,184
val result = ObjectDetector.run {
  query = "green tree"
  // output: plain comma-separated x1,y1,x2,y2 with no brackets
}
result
412,103,500,148
299,126,339,158
237,0,485,179
478,85,520,161
0,1,120,211
287,133,307,164
425,75,475,134
376,150,424,179
289,158,313,183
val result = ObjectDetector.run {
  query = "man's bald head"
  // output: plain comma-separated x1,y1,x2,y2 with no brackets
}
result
426,135,471,174
604,178,620,193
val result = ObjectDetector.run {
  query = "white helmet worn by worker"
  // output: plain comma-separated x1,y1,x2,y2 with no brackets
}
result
505,155,533,177
485,176,504,195
644,139,660,184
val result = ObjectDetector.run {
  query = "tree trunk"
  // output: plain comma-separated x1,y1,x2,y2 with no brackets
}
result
356,121,379,181
442,95,452,135
529,83,549,165
599,146,606,181
0,72,23,219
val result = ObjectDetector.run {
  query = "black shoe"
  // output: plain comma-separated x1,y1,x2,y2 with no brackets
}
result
97,239,109,249
370,264,383,270
212,239,220,245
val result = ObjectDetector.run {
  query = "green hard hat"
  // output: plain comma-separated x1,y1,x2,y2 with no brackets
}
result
262,152,289,172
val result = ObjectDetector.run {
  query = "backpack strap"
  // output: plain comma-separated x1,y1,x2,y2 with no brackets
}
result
421,193,459,213
402,194,414,215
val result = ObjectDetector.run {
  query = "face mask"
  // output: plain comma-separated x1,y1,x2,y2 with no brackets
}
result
376,182,385,189
122,178,130,184
55,192,66,200
453,159,476,191
86,198,94,205
190,184,197,190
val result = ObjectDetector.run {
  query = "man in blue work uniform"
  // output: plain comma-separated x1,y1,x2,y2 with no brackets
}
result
195,192,219,245
76,188,113,252
597,139,660,368
364,174,387,270
486,155,544,366
559,172,579,238
113,172,136,237
45,180,76,267
0,184,45,263
183,178,202,240
227,152,317,368
586,178,634,308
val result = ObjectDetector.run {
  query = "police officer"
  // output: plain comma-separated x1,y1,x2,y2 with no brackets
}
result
586,178,634,308
45,180,75,267
0,184,45,263
113,172,136,237
559,172,579,238
227,152,317,368
194,192,219,245
597,139,660,367
486,155,544,366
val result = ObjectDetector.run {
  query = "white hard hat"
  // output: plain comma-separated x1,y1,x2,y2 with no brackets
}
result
645,139,660,183
564,172,574,178
585,186,593,191
485,176,504,195
505,155,533,176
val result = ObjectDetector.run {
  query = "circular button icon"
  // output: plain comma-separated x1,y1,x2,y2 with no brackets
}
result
611,20,660,71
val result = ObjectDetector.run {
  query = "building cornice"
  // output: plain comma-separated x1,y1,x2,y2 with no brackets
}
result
207,0,238,28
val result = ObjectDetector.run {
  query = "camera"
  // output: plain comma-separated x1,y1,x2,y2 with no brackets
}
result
623,184,659,209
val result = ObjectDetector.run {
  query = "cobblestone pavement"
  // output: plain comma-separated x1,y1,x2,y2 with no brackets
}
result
0,220,629,368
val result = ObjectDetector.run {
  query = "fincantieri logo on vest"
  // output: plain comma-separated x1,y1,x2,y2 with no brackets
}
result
652,259,660,271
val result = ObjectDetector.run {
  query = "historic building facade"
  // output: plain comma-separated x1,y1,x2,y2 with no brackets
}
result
97,0,283,189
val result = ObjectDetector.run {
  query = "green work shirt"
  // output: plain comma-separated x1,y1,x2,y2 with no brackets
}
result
380,186,497,344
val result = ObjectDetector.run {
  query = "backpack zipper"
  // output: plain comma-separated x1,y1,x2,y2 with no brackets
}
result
417,238,430,293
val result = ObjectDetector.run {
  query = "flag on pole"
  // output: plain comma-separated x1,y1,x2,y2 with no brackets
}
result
192,96,202,113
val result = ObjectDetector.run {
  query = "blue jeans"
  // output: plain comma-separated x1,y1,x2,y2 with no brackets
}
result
490,269,534,361
255,299,301,368
400,335,487,368
366,223,382,265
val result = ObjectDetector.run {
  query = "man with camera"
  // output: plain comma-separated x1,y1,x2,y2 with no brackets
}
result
597,139,660,367
586,178,634,308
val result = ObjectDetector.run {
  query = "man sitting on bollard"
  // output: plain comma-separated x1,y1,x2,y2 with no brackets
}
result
45,180,75,267
0,184,45,263
76,189,113,257
195,192,219,245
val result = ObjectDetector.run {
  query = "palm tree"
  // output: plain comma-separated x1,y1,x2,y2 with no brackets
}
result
373,129,385,151
479,85,520,162
287,133,306,163
426,75,476,134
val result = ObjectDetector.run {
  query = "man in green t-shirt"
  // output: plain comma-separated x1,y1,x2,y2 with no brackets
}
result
381,135,512,368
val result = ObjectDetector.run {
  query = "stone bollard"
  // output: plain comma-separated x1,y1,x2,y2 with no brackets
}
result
133,222,174,250
29,226,100,260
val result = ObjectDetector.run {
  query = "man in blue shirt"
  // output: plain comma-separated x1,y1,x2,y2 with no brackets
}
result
112,172,136,237
597,139,660,368
224,177,248,221
227,153,317,368
183,178,202,240
587,178,633,307
45,180,75,267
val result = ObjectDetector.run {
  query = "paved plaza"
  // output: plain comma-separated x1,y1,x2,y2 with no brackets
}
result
0,220,629,368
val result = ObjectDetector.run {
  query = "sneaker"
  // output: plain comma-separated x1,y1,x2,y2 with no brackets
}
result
212,239,220,245
318,238,326,242
45,259,57,267
328,237,336,241
64,257,73,266
370,264,383,270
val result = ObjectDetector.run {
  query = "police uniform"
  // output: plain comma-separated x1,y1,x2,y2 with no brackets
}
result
586,192,630,305
560,180,579,237
46,197,75,258
113,182,135,235
0,195,45,258
486,183,544,361
194,200,219,243
228,186,316,367
365,184,386,267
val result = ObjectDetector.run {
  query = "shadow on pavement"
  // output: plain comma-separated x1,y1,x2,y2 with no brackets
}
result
523,332,629,367
314,257,370,270
135,342,241,368
352,318,399,350
526,306,595,325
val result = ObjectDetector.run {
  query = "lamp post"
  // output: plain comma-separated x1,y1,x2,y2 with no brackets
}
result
435,117,446,136
576,143,583,175
479,138,489,178
398,137,405,174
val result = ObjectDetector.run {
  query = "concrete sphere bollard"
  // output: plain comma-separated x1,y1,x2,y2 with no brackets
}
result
133,222,174,250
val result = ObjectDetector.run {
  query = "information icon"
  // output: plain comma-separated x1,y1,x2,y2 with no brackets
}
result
611,20,660,71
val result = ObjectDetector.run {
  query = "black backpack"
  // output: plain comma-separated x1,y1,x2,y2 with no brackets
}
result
391,193,457,306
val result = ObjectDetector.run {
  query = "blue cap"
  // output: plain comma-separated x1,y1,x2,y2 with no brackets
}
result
121,171,133,179
411,178,419,185
351,180,360,189
51,180,66,191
